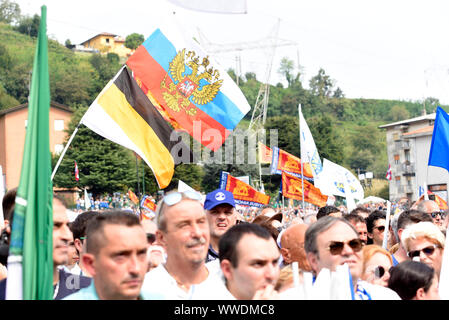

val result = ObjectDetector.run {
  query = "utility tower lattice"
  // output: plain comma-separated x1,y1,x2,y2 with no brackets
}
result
198,21,297,191
197,20,297,133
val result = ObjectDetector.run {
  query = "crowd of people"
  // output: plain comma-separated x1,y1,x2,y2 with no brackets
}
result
0,186,447,300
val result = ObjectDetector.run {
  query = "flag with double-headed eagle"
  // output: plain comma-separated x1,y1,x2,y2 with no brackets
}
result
219,172,270,208
126,25,251,152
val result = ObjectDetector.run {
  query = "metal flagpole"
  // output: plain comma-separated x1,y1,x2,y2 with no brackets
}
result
382,201,391,249
298,104,305,211
51,123,81,181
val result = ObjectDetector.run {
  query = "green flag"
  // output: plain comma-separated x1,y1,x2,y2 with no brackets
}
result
6,5,53,300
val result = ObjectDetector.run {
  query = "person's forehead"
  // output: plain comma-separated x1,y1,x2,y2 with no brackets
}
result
166,199,205,221
236,234,279,261
408,237,436,249
318,221,357,242
355,222,367,230
53,199,69,223
374,218,386,226
102,224,147,246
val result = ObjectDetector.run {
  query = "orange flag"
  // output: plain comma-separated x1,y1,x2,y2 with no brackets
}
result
258,142,273,164
128,189,139,205
220,172,270,207
282,171,328,207
270,147,314,180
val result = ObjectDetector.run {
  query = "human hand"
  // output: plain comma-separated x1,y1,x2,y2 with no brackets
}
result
252,284,279,300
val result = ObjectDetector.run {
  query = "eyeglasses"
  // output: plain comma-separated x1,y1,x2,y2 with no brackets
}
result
327,238,364,255
374,226,385,232
407,244,439,259
431,211,446,219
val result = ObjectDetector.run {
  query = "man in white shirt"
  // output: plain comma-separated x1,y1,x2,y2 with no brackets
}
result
141,190,221,299
193,223,281,300
304,216,400,300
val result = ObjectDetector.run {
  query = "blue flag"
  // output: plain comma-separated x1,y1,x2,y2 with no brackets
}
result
428,107,449,172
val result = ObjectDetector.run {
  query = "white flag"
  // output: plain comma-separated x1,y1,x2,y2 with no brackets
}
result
178,180,205,203
317,158,364,201
84,188,91,210
299,104,323,184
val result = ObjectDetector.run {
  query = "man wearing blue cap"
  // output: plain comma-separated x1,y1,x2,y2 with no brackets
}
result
204,189,237,263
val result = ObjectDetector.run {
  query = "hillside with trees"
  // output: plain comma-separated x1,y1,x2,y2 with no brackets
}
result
0,0,446,201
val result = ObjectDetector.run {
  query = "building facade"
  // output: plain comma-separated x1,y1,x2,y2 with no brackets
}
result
379,112,449,203
79,32,133,58
0,102,73,190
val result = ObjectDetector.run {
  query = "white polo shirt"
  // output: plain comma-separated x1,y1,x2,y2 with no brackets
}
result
141,262,223,300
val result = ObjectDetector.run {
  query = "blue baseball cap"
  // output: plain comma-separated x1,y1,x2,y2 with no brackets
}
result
204,189,235,210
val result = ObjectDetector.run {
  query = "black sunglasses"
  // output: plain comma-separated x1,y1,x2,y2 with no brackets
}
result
327,238,364,255
407,244,438,259
374,266,386,278
374,226,385,232
146,233,156,244
431,211,446,219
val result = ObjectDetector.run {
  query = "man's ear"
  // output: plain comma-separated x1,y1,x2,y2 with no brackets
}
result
156,230,166,249
306,252,319,275
280,248,291,264
415,287,426,300
220,259,233,282
81,253,96,277
74,238,83,254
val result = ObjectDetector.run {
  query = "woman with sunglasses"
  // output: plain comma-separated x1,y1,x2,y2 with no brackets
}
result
388,261,440,300
361,245,393,287
401,221,445,279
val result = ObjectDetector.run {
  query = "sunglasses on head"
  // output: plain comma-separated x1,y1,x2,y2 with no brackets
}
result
162,190,202,206
431,211,446,219
407,244,439,259
327,238,364,255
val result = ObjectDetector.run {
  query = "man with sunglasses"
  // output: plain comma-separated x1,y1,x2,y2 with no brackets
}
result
141,190,221,299
401,221,445,279
366,210,386,246
305,216,400,299
204,189,237,263
417,200,446,232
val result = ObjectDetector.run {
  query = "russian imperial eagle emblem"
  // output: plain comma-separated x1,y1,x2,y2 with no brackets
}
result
161,49,223,116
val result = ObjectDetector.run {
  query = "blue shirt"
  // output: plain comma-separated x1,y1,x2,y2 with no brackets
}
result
63,281,164,300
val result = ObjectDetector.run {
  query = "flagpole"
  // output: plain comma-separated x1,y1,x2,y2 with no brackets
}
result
298,104,305,210
51,122,81,181
382,201,391,249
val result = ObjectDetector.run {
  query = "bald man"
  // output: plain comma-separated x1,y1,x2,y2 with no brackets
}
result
280,224,311,271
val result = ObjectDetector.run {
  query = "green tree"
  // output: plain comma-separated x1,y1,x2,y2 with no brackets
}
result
125,33,144,50
14,14,40,37
52,105,137,198
309,68,334,97
0,0,20,24
389,105,410,121
278,57,295,87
